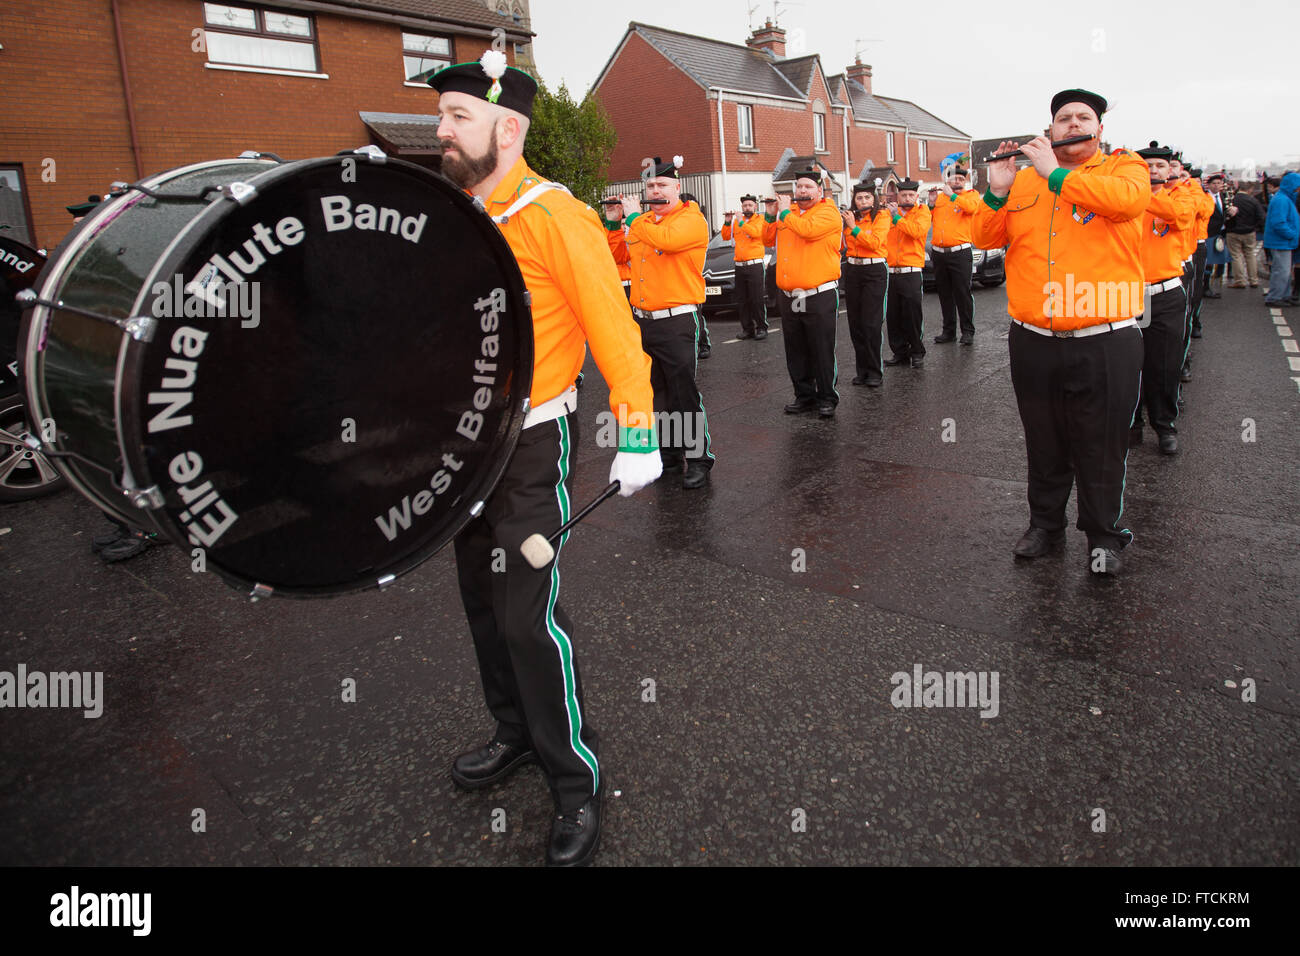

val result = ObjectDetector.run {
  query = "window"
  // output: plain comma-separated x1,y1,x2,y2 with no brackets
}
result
403,32,452,84
203,3,318,72
814,113,826,152
886,131,895,163
0,165,36,246
737,104,754,148
918,140,928,169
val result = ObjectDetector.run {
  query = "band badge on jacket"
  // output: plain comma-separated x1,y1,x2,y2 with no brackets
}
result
1071,205,1096,225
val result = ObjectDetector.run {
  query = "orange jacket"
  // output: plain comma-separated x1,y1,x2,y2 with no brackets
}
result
931,189,981,247
603,216,631,281
1168,178,1200,259
844,210,890,258
619,199,708,311
1142,186,1197,283
485,157,653,433
886,203,931,268
972,148,1150,330
721,214,767,261
1190,180,1214,243
763,198,843,290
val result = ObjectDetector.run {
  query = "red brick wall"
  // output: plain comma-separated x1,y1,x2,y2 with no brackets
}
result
912,137,971,178
847,125,901,175
592,32,713,181
0,0,508,248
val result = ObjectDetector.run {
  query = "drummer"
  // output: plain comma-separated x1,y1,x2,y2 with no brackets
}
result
431,53,660,866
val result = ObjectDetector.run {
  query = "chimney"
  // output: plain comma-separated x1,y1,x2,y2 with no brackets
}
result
746,19,786,58
846,57,873,94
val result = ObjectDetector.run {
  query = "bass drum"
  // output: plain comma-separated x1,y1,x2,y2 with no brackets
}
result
25,153,532,596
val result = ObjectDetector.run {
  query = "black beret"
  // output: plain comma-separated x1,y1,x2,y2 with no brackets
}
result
1136,141,1173,159
1206,172,1225,183
851,181,875,195
739,193,758,203
428,57,538,120
793,168,823,185
1050,88,1108,121
896,179,921,191
649,156,682,179
65,195,102,217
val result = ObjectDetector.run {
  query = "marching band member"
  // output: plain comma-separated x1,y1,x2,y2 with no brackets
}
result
599,196,633,300
931,154,981,345
840,182,890,386
883,180,932,368
721,194,770,340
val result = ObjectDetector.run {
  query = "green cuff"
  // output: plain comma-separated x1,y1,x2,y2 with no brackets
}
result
765,213,777,223
618,426,658,453
778,209,790,222
891,214,901,225
850,226,861,237
624,211,643,227
601,217,620,231
982,188,1008,211
1048,168,1068,194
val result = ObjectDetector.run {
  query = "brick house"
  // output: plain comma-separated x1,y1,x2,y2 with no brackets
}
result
591,21,970,226
0,0,536,248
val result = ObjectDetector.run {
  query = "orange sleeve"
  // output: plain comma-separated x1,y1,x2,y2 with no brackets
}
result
741,216,766,242
870,211,890,252
1148,189,1196,231
544,205,653,430
606,225,630,265
894,204,930,239
626,205,709,253
955,190,982,214
762,217,778,246
720,222,734,241
777,202,841,240
1055,152,1149,222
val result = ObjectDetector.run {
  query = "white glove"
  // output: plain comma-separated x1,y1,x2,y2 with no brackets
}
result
609,451,662,497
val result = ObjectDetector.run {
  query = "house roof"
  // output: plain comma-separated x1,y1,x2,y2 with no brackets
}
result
772,150,841,191
595,23,805,99
856,165,900,184
283,1,533,39
836,76,906,127
360,111,442,152
876,96,968,139
772,55,819,98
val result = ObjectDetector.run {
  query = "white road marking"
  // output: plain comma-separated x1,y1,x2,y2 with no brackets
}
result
1289,357,1300,371
1284,339,1299,353
1277,325,1293,336
1272,315,1287,325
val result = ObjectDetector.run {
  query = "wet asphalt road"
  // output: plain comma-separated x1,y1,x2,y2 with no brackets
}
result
1,284,1297,867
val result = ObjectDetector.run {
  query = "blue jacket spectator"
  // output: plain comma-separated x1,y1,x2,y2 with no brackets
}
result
1262,172,1299,250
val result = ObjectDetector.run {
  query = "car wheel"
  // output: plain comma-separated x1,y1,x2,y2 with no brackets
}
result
979,278,1005,287
0,392,67,503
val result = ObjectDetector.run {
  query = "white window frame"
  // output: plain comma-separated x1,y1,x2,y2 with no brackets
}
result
814,112,826,152
886,131,895,163
402,31,453,86
918,139,928,169
737,104,754,148
201,3,320,75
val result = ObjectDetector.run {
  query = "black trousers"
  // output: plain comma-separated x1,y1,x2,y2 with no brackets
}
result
1008,322,1143,550
778,286,839,404
843,262,888,378
697,312,712,349
635,309,714,465
932,247,975,337
734,262,768,335
886,271,924,358
454,413,600,812
1189,242,1207,327
1140,285,1188,435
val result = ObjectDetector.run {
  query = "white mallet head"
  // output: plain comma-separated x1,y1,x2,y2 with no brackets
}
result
520,533,555,570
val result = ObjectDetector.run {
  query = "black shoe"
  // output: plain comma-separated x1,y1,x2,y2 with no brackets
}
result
850,376,867,386
959,334,974,345
817,402,835,418
1191,326,1203,338
909,355,925,368
755,329,768,340
1129,425,1144,447
1180,367,1192,382
697,345,711,359
1203,290,1220,299
1158,433,1178,455
1013,526,1064,559
99,530,157,563
451,741,537,791
865,375,882,387
660,455,684,472
91,524,127,553
1088,547,1123,576
784,399,816,414
682,461,710,489
933,333,956,344
883,354,910,366
736,330,754,340
546,790,602,867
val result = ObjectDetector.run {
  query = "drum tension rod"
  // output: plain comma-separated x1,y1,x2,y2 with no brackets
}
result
238,150,285,163
13,290,157,342
16,434,159,509
340,145,388,163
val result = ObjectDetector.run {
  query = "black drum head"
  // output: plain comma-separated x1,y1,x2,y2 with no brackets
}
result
121,156,532,596
1,236,45,394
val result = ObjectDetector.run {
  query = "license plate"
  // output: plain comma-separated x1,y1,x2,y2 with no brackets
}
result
705,285,722,296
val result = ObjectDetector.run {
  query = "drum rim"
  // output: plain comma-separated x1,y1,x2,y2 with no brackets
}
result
118,154,534,597
22,157,280,525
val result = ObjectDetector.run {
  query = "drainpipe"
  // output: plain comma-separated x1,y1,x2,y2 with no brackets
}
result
715,90,728,220
841,108,850,190
904,126,910,179
112,0,144,179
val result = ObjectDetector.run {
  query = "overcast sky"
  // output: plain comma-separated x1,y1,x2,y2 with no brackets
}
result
531,0,1299,172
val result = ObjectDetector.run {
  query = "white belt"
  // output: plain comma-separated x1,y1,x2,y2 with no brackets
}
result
1012,318,1138,339
621,279,631,287
889,266,921,274
633,304,698,320
846,257,885,265
933,243,972,252
780,280,838,297
1146,277,1183,294
523,386,578,429
736,258,765,267
1183,257,1193,265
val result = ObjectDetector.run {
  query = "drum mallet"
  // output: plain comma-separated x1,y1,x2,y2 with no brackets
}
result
520,481,620,569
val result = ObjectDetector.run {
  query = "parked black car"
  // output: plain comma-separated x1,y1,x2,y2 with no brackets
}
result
922,229,1005,291
701,232,778,317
